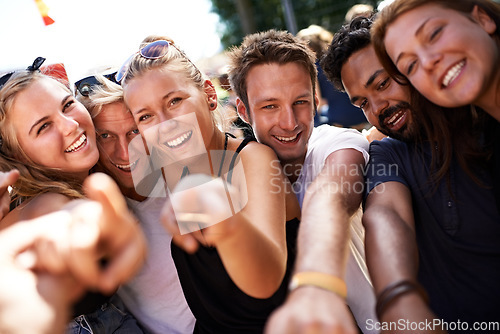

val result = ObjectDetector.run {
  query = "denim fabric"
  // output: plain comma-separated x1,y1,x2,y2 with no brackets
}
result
66,295,144,334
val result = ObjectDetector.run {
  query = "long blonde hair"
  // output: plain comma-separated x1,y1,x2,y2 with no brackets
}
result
0,71,85,201
85,74,125,119
120,35,226,131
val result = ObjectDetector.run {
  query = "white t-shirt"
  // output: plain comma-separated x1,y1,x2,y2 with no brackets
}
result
293,125,379,334
292,124,370,206
118,196,195,334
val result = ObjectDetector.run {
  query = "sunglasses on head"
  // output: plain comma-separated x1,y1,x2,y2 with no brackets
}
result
115,40,171,83
115,40,199,83
0,57,46,90
74,72,119,97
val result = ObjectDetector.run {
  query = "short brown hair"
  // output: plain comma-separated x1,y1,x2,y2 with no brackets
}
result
228,29,317,111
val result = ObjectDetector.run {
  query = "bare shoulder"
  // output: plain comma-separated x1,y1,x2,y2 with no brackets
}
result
17,193,73,221
235,140,278,162
0,208,21,230
0,193,72,230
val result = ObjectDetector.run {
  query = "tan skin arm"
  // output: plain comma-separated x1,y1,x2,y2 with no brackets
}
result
217,143,286,298
265,148,365,334
0,215,82,334
0,173,146,334
163,142,287,299
363,182,418,294
0,191,73,231
2,173,146,293
363,182,445,333
296,148,364,275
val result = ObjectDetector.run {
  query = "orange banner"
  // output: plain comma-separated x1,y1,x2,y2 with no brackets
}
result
34,0,55,26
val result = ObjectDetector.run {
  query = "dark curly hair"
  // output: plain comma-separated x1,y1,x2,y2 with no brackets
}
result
320,16,373,92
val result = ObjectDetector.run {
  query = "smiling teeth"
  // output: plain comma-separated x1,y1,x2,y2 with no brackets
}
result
114,159,138,171
387,111,403,125
166,131,192,148
275,134,297,142
443,61,465,87
65,134,86,153
116,163,131,169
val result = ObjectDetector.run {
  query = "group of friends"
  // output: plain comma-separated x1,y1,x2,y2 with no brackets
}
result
0,0,499,333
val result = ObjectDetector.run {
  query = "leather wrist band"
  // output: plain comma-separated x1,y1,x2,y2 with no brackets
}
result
375,280,429,319
289,272,347,299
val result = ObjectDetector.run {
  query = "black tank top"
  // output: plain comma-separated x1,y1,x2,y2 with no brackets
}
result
171,135,300,333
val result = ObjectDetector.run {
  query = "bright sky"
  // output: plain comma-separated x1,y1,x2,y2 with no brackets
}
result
0,0,222,84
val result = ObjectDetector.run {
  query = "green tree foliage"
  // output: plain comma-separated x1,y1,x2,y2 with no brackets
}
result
210,0,378,49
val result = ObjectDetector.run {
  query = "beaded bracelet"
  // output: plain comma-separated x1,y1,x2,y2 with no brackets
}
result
375,280,429,319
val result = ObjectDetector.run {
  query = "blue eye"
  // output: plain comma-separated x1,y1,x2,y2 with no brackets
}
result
37,122,50,135
138,114,152,122
63,100,74,112
170,97,182,106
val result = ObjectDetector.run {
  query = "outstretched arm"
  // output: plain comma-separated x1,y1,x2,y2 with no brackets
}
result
65,173,147,293
32,173,147,294
265,148,365,334
296,148,363,277
0,214,82,334
162,143,287,299
363,182,444,333
0,173,147,334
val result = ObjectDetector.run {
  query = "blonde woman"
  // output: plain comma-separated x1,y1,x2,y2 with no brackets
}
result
118,36,293,333
0,58,146,333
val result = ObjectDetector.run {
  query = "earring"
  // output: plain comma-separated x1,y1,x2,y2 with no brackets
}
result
210,103,215,108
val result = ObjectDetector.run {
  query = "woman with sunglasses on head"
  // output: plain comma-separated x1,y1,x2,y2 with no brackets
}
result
0,58,146,334
371,0,500,121
118,35,295,333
